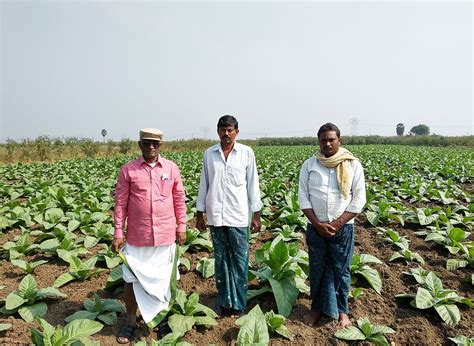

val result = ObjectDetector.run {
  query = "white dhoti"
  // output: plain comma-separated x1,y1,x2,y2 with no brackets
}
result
122,243,178,324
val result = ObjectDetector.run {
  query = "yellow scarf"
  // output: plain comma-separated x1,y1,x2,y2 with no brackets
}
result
316,147,359,199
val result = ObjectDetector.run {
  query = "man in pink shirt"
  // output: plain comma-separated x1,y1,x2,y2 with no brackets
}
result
112,128,187,344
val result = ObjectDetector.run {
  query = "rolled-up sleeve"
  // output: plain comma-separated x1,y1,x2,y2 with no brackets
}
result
298,160,312,210
246,150,262,212
172,165,187,233
196,151,208,213
346,160,366,213
114,166,129,238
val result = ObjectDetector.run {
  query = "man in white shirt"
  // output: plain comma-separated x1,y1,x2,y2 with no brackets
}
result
196,115,262,317
298,123,366,328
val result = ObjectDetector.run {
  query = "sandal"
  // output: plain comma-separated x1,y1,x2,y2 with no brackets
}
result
116,324,137,344
155,320,171,338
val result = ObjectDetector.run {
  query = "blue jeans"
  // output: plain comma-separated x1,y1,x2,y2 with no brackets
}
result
306,223,354,319
209,226,249,311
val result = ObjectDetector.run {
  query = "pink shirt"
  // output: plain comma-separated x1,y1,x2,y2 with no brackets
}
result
114,156,186,246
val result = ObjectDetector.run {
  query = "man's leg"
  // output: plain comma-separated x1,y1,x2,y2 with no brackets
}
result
124,283,138,325
226,226,249,313
116,282,138,343
329,224,354,327
209,226,232,312
305,223,327,326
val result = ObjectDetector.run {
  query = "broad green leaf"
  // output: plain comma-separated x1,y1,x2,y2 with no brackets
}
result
97,311,118,325
53,272,75,288
168,315,195,334
193,315,218,327
434,304,460,325
5,292,27,310
367,333,390,346
65,310,99,323
18,302,48,322
268,277,299,317
0,323,12,331
414,287,435,309
18,274,37,298
425,272,443,295
334,326,366,340
236,305,269,345
37,287,67,299
62,319,104,343
68,219,81,232
356,267,382,294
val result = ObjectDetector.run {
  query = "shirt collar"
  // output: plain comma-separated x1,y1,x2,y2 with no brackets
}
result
213,141,240,152
138,155,163,167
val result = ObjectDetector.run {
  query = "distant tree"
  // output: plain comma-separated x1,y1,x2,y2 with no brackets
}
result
410,124,430,136
396,123,405,136
101,129,107,142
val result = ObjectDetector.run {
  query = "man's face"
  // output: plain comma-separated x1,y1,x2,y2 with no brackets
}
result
139,140,161,161
218,125,239,146
319,130,340,157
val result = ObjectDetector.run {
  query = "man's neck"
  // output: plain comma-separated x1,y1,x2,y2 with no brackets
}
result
144,156,159,164
221,142,234,152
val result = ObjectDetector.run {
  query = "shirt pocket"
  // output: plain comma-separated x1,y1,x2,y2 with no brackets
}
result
160,180,173,197
228,166,246,187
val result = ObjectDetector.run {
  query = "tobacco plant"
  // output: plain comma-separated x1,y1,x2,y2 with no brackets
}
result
0,274,66,322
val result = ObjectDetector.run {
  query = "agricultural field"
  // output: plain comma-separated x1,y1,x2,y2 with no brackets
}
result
0,145,472,345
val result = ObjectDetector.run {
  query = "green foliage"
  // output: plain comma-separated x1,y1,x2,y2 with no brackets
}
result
0,323,12,332
53,255,105,288
79,139,100,158
134,334,191,346
376,227,409,249
2,231,40,259
0,274,66,322
334,317,395,346
167,290,218,335
350,254,383,294
448,335,474,345
389,247,425,265
196,257,215,278
410,124,430,136
396,272,472,325
11,259,48,275
235,305,270,345
65,293,124,325
446,243,474,271
30,318,103,345
248,238,309,317
396,123,405,136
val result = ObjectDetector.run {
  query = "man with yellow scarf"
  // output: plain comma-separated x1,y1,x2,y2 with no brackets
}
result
298,123,366,328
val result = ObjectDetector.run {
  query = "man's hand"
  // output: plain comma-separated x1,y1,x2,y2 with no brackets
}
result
329,219,343,233
176,232,187,245
250,212,262,233
112,237,125,253
196,212,207,231
313,222,337,238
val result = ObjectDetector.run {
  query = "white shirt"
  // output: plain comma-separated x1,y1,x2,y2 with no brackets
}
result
197,142,262,227
298,157,366,224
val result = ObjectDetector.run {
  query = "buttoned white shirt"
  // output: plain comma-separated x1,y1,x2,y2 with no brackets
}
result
298,157,366,224
197,142,262,227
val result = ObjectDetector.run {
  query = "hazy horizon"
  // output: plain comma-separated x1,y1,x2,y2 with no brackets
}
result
1,1,472,142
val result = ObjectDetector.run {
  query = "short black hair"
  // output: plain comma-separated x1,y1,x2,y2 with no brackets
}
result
317,123,340,139
217,115,238,129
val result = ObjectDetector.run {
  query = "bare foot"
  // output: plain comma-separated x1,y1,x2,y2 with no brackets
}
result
303,310,322,326
339,313,352,328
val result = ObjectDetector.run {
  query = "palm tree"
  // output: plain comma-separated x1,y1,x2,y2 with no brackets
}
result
396,123,405,136
101,129,107,142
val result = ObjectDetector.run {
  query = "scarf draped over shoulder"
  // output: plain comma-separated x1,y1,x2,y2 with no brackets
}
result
315,147,359,199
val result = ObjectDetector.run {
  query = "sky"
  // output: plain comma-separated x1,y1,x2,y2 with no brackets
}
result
1,0,472,142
